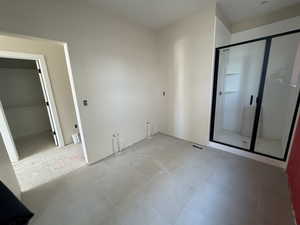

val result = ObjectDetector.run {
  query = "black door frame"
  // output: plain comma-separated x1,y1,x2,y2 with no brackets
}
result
210,28,300,161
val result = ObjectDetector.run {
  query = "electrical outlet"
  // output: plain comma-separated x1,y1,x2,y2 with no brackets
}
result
112,133,118,155
146,121,152,139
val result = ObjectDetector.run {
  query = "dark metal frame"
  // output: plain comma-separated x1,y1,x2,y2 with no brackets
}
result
210,29,300,161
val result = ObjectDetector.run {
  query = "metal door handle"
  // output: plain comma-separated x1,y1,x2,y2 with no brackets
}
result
250,95,253,105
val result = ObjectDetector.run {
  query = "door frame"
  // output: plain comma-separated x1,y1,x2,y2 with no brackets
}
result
35,60,59,146
210,28,300,162
62,44,89,163
0,51,64,161
0,100,19,162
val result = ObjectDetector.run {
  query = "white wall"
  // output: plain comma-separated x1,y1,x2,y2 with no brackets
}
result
0,35,77,145
0,68,50,139
0,134,20,198
0,0,164,163
158,3,216,145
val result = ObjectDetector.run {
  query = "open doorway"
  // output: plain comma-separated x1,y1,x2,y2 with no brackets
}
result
0,57,60,161
0,34,87,192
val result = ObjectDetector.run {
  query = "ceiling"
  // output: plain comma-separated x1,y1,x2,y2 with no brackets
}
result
85,0,300,29
86,0,211,29
219,0,300,24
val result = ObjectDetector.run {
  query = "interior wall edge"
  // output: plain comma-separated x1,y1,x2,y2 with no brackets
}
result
284,109,300,170
216,3,232,33
63,43,89,163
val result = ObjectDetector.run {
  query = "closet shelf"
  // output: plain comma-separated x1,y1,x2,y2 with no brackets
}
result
4,103,46,110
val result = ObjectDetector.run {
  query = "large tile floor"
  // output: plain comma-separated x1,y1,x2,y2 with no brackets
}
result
22,134,295,225
13,132,86,191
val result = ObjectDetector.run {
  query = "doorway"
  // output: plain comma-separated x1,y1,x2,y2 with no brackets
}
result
0,49,86,191
210,29,300,161
0,52,64,164
0,58,58,158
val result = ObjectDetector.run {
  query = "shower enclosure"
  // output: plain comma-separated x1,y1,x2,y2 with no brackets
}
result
210,29,300,161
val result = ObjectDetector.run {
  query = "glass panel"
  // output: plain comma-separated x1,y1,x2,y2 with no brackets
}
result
213,40,266,149
254,32,300,159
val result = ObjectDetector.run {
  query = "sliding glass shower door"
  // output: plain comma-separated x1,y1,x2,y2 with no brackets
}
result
212,40,266,150
211,29,300,161
254,32,300,159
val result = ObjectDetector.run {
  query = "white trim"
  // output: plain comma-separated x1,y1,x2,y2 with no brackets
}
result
208,142,285,168
0,100,19,162
37,56,64,147
63,44,89,163
0,50,65,148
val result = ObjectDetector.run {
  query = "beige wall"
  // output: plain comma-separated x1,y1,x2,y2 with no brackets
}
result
158,3,216,145
0,134,20,198
0,35,77,144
